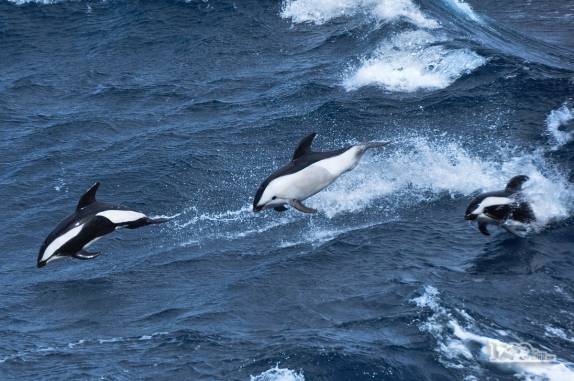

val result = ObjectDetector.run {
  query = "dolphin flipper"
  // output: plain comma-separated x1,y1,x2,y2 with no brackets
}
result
289,199,317,214
478,222,490,236
73,250,101,260
274,206,288,212
501,221,528,238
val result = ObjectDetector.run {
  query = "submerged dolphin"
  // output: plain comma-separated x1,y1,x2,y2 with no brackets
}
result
253,132,389,214
38,182,167,267
464,175,536,237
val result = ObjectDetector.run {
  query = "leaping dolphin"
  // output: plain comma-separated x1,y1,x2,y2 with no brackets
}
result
38,182,168,267
253,132,389,214
464,175,536,237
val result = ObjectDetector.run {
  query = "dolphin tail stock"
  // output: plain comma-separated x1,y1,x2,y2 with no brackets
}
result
357,141,390,155
365,141,390,150
289,199,317,214
124,216,170,229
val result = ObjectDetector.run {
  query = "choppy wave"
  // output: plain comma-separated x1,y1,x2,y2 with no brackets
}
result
282,0,485,93
442,0,482,23
343,30,486,92
169,135,572,249
6,0,58,4
281,0,438,28
412,286,574,381
312,136,573,228
546,102,574,150
250,366,305,381
545,326,574,343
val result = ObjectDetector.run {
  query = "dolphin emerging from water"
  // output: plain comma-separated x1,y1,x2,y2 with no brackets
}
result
253,132,389,214
464,175,536,237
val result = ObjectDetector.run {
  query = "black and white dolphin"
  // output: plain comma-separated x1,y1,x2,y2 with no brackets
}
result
464,175,536,237
37,182,168,268
253,132,388,214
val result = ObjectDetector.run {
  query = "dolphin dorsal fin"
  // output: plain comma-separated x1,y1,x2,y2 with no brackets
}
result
505,175,529,193
77,182,100,211
292,132,317,160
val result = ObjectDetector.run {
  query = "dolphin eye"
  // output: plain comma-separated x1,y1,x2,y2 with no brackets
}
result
272,196,277,200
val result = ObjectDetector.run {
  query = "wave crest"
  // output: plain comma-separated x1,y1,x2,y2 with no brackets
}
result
546,102,574,150
250,366,305,381
281,0,439,28
343,30,486,92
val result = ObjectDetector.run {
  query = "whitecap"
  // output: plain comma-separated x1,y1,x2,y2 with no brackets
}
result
343,30,486,92
281,0,438,29
308,136,573,230
411,286,574,381
546,103,574,150
250,366,305,381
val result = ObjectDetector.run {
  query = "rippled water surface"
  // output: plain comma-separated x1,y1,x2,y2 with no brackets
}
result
1,0,573,380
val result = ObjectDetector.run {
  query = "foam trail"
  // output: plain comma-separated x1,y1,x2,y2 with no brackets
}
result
309,137,573,230
412,286,574,381
544,326,574,343
250,366,305,381
546,103,574,150
344,30,486,92
281,0,439,28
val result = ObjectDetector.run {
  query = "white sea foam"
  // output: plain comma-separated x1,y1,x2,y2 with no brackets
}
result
443,0,481,23
344,30,486,92
173,136,572,247
544,326,574,343
281,0,438,28
546,103,574,150
309,137,573,229
412,286,574,381
250,366,305,381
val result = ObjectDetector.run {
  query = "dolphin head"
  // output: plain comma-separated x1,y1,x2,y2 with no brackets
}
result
253,178,287,212
37,240,50,268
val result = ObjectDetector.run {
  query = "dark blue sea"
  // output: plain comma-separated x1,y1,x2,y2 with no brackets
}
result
1,0,574,380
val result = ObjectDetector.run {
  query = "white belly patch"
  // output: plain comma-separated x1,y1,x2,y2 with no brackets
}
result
42,224,84,262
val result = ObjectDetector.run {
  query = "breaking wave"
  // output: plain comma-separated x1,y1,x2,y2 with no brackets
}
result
546,102,574,150
250,366,305,381
412,285,574,381
343,30,486,92
281,0,438,28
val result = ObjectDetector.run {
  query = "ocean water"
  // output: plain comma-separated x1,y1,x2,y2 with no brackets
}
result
1,0,573,380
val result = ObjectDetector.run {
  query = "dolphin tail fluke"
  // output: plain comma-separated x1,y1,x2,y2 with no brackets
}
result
289,199,317,214
73,250,101,260
478,222,490,236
